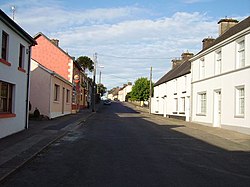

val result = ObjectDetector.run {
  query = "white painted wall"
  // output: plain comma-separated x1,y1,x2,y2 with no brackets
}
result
0,21,31,138
151,72,191,121
191,26,250,134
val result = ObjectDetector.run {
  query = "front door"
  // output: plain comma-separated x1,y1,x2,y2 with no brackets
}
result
62,87,65,114
213,90,221,127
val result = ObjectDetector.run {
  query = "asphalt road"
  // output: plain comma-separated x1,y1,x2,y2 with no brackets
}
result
2,102,250,187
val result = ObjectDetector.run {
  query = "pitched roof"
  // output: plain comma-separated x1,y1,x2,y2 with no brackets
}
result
154,60,191,87
0,9,36,45
34,32,73,60
198,16,250,54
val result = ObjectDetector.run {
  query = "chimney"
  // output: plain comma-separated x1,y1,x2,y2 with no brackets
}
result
171,58,182,69
181,51,194,61
51,39,59,46
218,18,238,36
202,37,215,50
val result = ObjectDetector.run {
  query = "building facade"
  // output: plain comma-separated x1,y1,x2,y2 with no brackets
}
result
151,52,193,121
30,59,72,119
0,9,36,138
191,17,250,134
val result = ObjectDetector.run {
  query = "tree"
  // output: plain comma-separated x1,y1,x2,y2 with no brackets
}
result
97,83,107,96
76,56,94,72
130,77,152,101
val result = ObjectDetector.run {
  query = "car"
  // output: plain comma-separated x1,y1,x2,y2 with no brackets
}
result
103,99,111,105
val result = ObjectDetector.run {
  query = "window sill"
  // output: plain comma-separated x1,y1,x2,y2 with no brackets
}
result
53,100,60,103
0,58,11,66
0,113,16,118
179,112,185,114
196,113,206,116
234,115,244,118
18,67,26,73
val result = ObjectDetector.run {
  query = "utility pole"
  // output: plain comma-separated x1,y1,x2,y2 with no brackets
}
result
149,66,152,114
91,53,97,112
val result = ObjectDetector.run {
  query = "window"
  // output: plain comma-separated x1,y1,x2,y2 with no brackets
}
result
1,31,9,60
235,86,244,117
54,84,60,101
180,97,185,113
215,50,222,75
198,92,206,115
66,89,70,103
19,44,25,69
0,81,13,113
174,79,177,94
237,40,245,68
175,98,178,112
199,58,205,79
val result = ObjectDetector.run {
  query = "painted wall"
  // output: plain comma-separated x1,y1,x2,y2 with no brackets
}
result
191,27,250,134
30,60,51,117
0,21,30,138
151,73,191,121
50,77,72,118
32,34,72,82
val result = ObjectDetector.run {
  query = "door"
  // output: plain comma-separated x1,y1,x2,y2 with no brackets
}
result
62,87,65,114
213,90,221,127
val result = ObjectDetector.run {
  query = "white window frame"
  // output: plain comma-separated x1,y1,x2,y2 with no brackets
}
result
199,57,205,79
236,39,245,69
197,92,206,115
235,86,244,117
180,97,185,113
175,98,178,112
215,50,222,75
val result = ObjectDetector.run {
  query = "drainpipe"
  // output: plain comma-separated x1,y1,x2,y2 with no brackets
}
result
25,45,32,129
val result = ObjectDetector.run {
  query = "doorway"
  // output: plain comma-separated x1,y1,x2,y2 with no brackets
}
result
213,90,221,127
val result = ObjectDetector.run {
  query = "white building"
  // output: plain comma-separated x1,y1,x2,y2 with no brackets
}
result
151,52,193,121
191,17,250,134
0,9,36,139
118,83,133,102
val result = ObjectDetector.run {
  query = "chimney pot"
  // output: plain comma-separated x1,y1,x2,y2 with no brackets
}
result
202,38,215,50
218,18,238,36
51,39,59,46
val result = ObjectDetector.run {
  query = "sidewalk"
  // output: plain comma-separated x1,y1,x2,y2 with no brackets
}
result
124,102,250,151
0,106,99,182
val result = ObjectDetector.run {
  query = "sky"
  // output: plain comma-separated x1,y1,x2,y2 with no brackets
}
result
1,0,249,90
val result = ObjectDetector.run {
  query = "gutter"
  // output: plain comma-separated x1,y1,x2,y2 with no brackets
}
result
25,45,32,129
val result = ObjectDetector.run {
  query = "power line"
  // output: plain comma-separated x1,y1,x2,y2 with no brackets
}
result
98,53,175,60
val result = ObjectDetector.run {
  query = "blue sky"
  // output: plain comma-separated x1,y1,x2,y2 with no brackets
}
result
1,0,249,90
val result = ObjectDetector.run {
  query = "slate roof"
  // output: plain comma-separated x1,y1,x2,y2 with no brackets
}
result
154,60,191,87
198,16,250,54
0,9,36,45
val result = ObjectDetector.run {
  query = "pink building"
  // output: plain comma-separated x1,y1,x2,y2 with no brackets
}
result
32,32,74,82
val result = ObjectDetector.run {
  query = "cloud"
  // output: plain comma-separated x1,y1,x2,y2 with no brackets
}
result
1,1,219,90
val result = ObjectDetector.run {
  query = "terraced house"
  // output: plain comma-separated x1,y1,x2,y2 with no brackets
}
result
191,17,250,134
0,9,36,138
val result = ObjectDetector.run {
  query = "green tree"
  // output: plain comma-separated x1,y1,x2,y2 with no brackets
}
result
130,77,152,101
97,83,107,96
76,56,94,72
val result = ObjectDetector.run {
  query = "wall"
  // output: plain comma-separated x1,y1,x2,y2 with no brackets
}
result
30,60,51,117
32,35,72,82
0,21,30,138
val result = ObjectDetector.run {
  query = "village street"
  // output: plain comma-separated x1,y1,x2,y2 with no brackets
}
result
1,102,250,186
